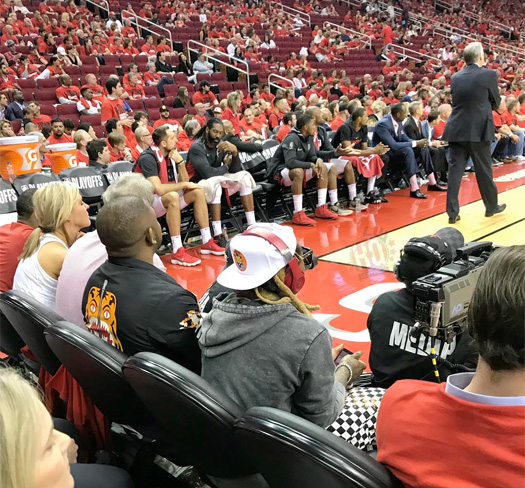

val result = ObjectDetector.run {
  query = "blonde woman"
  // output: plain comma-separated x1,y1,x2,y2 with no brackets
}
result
221,91,242,135
13,183,90,310
0,369,134,488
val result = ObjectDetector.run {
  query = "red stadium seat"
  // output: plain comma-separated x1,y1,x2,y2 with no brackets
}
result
170,107,187,119
149,109,160,121
57,104,79,117
64,65,81,78
144,98,162,110
35,89,58,103
37,78,59,89
163,84,179,97
39,104,57,118
127,99,145,111
17,79,36,90
143,86,159,98
80,114,102,126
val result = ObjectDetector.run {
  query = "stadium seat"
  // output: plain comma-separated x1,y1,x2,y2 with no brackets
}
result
58,166,109,206
170,107,187,119
235,407,403,488
80,114,102,126
144,98,162,110
123,352,265,485
37,78,60,89
0,290,63,376
101,161,134,185
163,84,179,97
64,65,81,77
143,85,159,98
126,99,145,111
57,104,79,118
0,307,25,360
35,89,58,103
17,78,36,90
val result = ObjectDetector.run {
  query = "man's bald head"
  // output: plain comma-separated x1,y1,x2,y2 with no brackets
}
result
305,106,322,124
97,195,160,257
222,119,235,135
135,126,150,141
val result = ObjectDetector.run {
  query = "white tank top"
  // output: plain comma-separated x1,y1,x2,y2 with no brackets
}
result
13,233,68,311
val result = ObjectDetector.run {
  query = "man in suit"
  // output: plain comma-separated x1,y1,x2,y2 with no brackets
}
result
372,103,445,199
5,90,26,121
405,103,448,181
443,42,505,223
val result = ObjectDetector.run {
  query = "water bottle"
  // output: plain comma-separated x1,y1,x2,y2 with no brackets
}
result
222,224,229,241
7,161,16,184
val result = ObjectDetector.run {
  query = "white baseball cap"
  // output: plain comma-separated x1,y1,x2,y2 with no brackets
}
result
217,223,298,290
57,46,66,55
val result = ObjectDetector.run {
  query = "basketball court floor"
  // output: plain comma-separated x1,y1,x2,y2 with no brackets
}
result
165,163,525,366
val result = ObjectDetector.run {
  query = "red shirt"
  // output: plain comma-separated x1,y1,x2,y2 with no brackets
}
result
48,133,74,145
153,118,181,129
0,222,34,292
222,108,241,135
377,379,525,488
176,130,194,151
492,110,504,129
123,84,145,99
76,151,89,165
56,85,81,103
82,83,106,103
192,90,217,108
330,115,345,131
100,97,127,124
433,119,447,139
31,114,52,129
275,124,291,142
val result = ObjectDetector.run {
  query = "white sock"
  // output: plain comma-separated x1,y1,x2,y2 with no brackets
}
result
245,211,256,225
171,235,183,252
367,176,376,194
200,226,212,244
328,189,338,205
409,175,419,191
428,173,437,185
348,183,357,200
317,188,327,207
293,194,303,213
212,220,222,236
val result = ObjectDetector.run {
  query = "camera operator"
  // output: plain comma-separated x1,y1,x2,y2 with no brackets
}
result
377,245,525,487
367,228,478,388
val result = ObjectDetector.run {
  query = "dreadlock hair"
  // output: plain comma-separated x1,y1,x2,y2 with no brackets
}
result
195,117,223,140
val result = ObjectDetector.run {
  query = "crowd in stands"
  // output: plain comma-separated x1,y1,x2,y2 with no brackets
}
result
0,0,524,486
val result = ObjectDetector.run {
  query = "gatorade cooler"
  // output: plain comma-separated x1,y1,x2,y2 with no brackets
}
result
0,135,41,181
47,143,78,174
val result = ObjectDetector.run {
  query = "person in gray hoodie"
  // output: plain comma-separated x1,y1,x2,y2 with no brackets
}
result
198,223,366,428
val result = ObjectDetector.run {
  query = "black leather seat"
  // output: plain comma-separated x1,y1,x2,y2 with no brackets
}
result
0,307,25,358
234,407,403,488
123,352,266,486
0,290,62,375
44,321,154,428
101,161,134,185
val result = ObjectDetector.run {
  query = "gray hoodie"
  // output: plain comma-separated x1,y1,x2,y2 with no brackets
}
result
198,294,345,428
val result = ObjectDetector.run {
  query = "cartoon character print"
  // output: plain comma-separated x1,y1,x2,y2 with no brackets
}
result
84,286,122,351
179,310,202,329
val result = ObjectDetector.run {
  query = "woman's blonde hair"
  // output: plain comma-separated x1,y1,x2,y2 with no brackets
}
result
0,369,42,488
227,91,241,112
20,183,81,259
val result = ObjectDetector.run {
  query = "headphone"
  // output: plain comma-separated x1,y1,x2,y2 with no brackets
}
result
242,227,306,294
394,237,451,282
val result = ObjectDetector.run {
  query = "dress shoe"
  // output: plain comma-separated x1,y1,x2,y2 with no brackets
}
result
410,189,428,199
428,183,447,191
485,204,506,217
448,215,461,224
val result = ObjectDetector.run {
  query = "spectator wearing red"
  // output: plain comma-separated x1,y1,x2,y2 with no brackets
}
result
194,103,209,127
123,72,146,100
1,25,18,45
275,111,296,142
260,83,275,103
143,62,162,86
222,92,242,135
141,35,157,56
123,64,144,87
121,18,137,39
192,81,218,109
108,131,130,163
0,189,38,292
267,97,289,131
152,105,182,130
48,118,74,145
122,38,139,56
17,56,40,79
433,103,452,139
240,107,265,139
28,101,52,129
0,63,18,91
382,23,393,45
130,126,153,161
77,87,102,116
35,56,63,81
377,246,525,488
330,102,350,131
56,74,81,104
101,77,129,124
74,129,92,166
82,74,107,104
176,118,201,151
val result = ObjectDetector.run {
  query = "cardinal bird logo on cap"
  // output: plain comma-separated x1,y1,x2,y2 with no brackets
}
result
234,249,248,272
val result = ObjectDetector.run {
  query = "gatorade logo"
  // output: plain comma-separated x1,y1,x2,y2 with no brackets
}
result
68,155,78,168
19,148,41,172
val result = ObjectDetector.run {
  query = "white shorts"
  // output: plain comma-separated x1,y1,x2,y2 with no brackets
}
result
280,162,334,187
153,191,188,218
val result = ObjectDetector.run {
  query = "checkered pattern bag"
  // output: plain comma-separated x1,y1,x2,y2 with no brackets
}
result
327,386,386,451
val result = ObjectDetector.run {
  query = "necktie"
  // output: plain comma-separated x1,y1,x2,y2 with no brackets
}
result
418,119,422,135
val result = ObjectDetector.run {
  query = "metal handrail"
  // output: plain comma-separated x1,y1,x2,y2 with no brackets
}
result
121,9,173,49
83,0,109,17
386,43,439,62
323,21,372,49
268,73,294,93
337,0,361,8
269,1,311,26
187,40,252,91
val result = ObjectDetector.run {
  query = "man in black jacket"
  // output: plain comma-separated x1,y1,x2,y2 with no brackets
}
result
266,113,354,226
82,195,202,374
367,227,479,388
188,118,256,243
443,42,505,223
5,90,26,121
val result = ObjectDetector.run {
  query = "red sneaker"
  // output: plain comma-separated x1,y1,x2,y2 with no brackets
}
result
200,238,226,255
314,204,338,220
291,210,316,226
170,247,202,266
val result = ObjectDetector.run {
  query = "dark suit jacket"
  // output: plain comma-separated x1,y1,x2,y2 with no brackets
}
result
372,115,413,151
404,116,423,141
443,64,500,142
5,102,25,121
